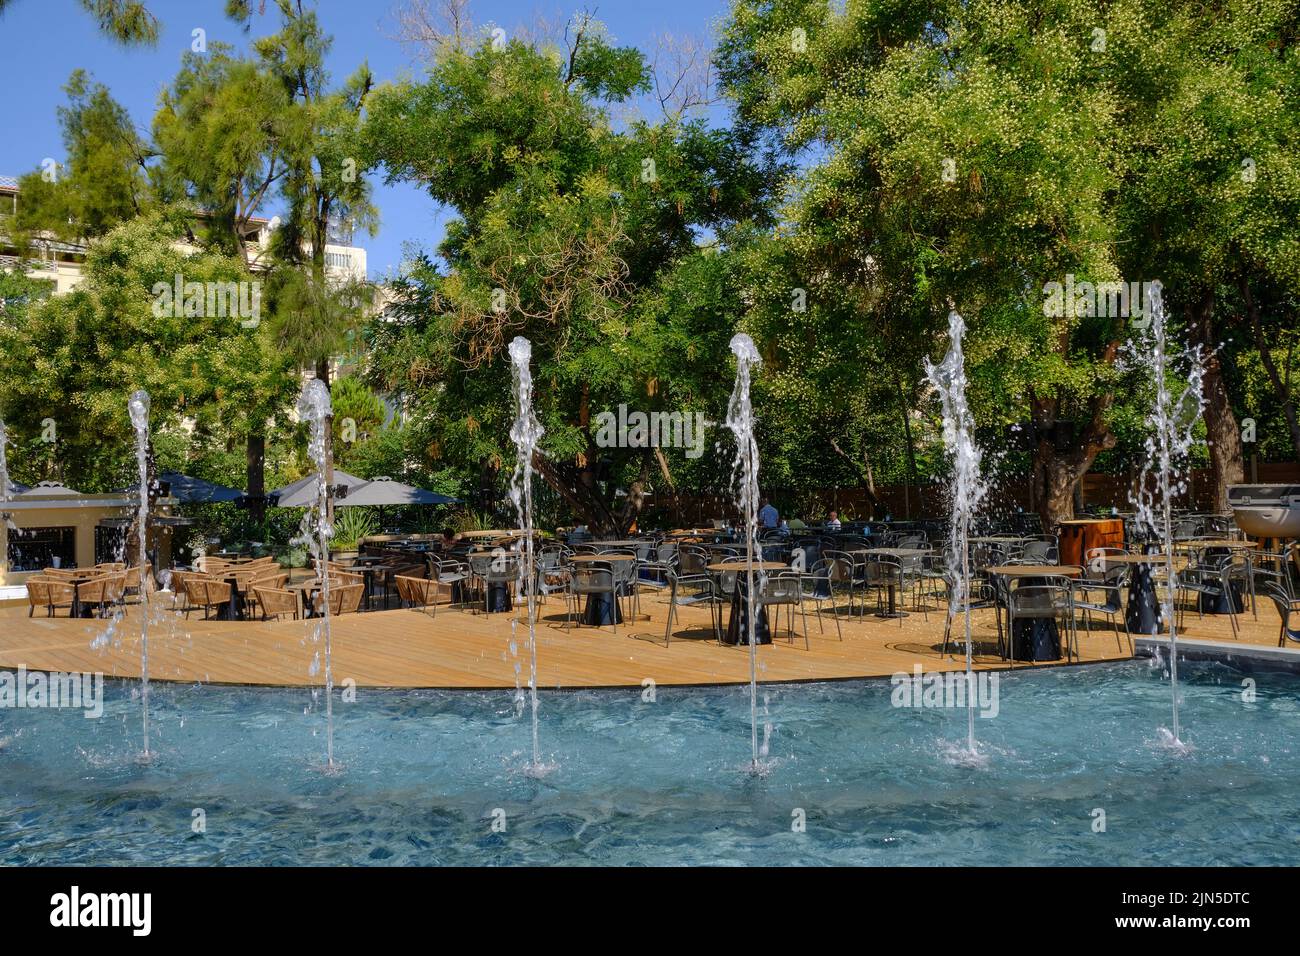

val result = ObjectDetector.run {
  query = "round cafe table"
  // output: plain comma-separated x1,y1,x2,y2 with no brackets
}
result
986,565,1081,662
569,554,635,625
853,547,933,618
708,561,787,646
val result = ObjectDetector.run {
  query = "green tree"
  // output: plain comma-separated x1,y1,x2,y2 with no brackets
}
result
0,0,159,46
12,71,154,245
0,212,295,495
362,14,777,531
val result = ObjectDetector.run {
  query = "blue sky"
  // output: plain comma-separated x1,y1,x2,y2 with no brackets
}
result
0,0,733,278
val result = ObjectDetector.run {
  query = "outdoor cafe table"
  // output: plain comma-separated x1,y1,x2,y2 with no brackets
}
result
1175,540,1258,614
349,556,387,611
853,547,933,618
707,561,787,646
215,576,246,621
1098,552,1189,634
69,577,95,619
569,554,635,625
985,564,1082,662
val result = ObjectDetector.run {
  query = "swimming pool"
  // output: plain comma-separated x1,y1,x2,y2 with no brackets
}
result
1,659,1296,865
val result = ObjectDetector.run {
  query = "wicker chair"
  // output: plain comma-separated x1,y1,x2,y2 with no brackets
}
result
74,576,111,618
313,582,365,616
396,575,440,616
253,586,300,621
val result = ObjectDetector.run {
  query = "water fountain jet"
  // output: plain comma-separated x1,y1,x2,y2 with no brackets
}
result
508,336,546,775
724,332,764,773
1124,285,1206,749
296,379,339,770
924,312,988,760
127,390,154,761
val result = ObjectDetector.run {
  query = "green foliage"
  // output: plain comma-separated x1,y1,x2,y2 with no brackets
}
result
12,71,153,243
330,506,378,550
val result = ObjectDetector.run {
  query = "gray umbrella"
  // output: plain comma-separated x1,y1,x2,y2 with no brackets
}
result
159,472,245,504
339,476,459,507
267,468,368,508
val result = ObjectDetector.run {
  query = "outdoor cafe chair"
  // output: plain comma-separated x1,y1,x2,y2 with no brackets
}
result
567,563,620,634
432,558,472,609
1005,576,1077,665
1250,551,1294,605
395,575,440,617
313,582,365,616
179,575,211,617
253,586,300,621
1176,552,1247,639
1071,564,1131,654
26,578,73,617
798,559,842,640
757,571,809,649
661,566,717,646
940,572,1004,659
534,548,571,606
679,546,710,576
202,579,234,619
1262,583,1300,647
822,549,859,617
862,555,905,623
73,576,116,618
378,563,425,609
478,553,519,615
102,572,127,609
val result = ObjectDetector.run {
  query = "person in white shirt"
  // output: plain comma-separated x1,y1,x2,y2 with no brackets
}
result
826,510,842,530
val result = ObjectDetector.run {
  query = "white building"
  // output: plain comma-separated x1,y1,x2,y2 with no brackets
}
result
0,174,368,291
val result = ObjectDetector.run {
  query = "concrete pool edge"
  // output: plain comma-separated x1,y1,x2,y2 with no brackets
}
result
1135,636,1300,674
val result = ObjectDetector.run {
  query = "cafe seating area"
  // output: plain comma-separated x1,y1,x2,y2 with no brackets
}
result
18,509,1300,671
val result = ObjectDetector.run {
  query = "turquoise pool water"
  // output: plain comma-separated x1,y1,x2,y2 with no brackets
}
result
1,660,1296,865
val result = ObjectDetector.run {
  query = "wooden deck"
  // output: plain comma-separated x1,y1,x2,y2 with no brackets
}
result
0,590,1289,689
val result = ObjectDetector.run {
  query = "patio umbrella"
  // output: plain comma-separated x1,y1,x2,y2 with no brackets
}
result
158,472,245,504
335,476,459,530
267,468,368,508
339,476,459,507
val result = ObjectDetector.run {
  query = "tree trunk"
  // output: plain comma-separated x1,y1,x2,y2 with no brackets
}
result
315,356,334,523
1243,278,1300,461
1188,291,1243,513
894,368,922,518
1031,385,1118,532
828,437,885,518
246,428,266,525
653,446,683,528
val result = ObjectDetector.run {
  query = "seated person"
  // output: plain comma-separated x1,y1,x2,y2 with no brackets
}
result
826,510,842,531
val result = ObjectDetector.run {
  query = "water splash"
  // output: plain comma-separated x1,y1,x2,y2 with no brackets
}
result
724,332,764,774
508,336,547,775
127,390,153,761
295,379,339,770
0,419,10,506
924,311,988,759
1122,284,1206,748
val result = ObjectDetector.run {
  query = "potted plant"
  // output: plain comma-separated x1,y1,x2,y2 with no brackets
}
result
329,507,378,562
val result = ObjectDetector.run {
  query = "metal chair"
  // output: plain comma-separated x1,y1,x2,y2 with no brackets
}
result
1262,583,1300,647
799,559,842,641
1176,552,1247,639
1072,562,1131,654
1006,576,1076,665
757,571,808,649
661,566,717,646
568,563,621,634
